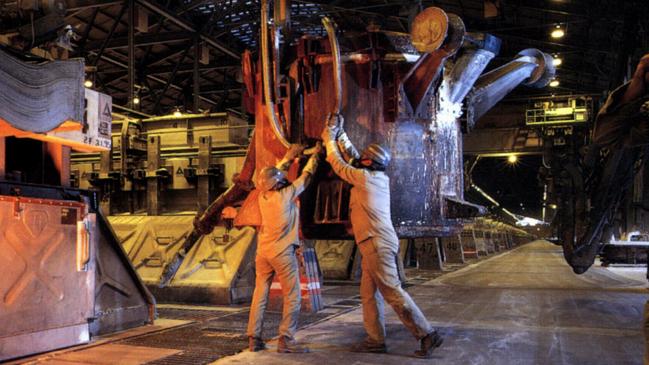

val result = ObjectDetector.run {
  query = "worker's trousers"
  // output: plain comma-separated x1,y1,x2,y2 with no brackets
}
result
358,237,433,343
247,244,301,340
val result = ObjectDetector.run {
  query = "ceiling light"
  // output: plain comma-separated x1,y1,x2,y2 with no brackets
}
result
507,155,518,164
550,25,565,39
549,80,560,87
173,108,182,117
84,80,93,88
552,56,562,66
132,96,140,105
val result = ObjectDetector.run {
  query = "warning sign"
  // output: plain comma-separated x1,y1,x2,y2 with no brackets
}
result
48,89,113,152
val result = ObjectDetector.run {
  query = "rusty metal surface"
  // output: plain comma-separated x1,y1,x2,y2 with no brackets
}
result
0,49,84,133
0,197,92,361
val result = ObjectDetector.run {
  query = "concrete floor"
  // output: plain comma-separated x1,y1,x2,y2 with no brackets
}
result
11,240,648,365
212,240,649,365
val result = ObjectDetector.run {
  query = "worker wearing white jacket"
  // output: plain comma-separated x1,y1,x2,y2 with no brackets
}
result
246,143,321,354
321,115,442,358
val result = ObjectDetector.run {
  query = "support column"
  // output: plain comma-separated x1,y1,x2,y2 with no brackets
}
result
128,0,135,108
196,135,212,212
193,36,201,113
99,150,112,215
146,136,162,215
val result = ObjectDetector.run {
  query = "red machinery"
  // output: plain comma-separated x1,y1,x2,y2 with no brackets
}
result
160,4,555,285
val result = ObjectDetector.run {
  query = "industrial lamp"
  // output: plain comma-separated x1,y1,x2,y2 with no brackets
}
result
552,55,562,66
173,108,182,117
550,25,565,39
549,79,560,87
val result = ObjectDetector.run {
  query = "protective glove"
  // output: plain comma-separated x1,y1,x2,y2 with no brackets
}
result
312,141,324,156
337,130,360,160
321,124,339,143
326,113,344,128
285,143,306,160
303,143,322,175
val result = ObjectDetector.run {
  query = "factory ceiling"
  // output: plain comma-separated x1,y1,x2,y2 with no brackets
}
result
1,0,648,117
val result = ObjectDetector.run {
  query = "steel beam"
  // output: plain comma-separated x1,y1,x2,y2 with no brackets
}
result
135,0,240,60
85,31,192,51
77,8,99,55
93,3,128,67
153,45,192,113
89,51,219,106
128,0,135,108
193,36,200,112
67,0,124,11
97,62,238,80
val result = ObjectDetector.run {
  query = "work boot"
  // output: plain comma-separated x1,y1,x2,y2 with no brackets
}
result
277,336,310,353
350,339,387,353
414,331,443,358
248,337,267,352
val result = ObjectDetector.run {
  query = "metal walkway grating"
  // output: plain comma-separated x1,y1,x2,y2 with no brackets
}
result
121,324,247,365
157,307,233,322
118,309,335,364
204,310,332,339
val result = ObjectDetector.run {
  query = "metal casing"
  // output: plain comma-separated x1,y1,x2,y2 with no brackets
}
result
0,196,93,361
110,215,257,304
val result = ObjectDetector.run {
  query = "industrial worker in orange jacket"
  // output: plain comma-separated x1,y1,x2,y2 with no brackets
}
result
246,143,321,354
321,115,443,358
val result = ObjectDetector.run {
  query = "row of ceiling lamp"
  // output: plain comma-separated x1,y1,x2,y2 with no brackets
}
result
81,24,569,111
549,24,565,88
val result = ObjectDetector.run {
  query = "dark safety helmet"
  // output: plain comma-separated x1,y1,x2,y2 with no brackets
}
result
256,166,287,191
360,143,391,168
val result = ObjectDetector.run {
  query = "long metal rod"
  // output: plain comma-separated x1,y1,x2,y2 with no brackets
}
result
112,103,153,117
77,7,99,55
93,3,128,67
193,36,200,113
260,0,290,148
322,17,342,117
128,0,135,108
154,46,192,112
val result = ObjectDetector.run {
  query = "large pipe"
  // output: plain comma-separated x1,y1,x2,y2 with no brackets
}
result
260,0,290,148
444,34,501,104
466,48,555,128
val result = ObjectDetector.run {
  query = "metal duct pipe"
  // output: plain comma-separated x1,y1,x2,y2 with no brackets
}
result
446,49,495,104
260,0,290,148
465,48,555,128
